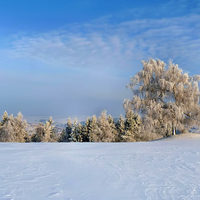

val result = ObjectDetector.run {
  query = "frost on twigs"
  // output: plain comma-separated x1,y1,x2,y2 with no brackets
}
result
125,58,200,137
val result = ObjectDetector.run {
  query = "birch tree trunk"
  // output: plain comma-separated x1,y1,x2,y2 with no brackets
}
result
172,126,176,135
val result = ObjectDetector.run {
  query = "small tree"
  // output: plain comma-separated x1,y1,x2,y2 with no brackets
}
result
13,112,29,142
81,117,90,142
32,122,44,142
0,111,29,142
47,117,57,142
115,114,125,141
125,58,200,136
58,128,67,142
77,122,83,142
1,111,8,124
0,112,15,142
66,118,72,142
122,110,141,142
69,118,82,142
107,114,118,141
58,117,72,142
69,118,78,142
88,115,97,141
90,110,116,142
32,117,57,142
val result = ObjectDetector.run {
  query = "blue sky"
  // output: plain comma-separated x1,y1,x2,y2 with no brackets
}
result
0,0,200,120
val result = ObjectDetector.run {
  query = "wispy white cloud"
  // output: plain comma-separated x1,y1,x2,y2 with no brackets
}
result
117,0,200,20
7,32,134,70
3,13,200,74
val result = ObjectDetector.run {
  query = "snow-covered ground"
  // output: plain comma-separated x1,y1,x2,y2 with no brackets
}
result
0,134,200,200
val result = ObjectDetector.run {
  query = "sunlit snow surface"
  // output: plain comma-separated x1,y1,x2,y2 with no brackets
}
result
0,134,200,200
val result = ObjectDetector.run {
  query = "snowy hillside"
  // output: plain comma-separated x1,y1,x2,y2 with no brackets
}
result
0,134,200,200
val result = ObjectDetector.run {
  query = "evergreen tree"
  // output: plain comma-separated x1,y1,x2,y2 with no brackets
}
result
0,111,28,142
90,110,116,142
69,118,78,142
32,117,57,142
47,117,57,142
0,113,14,142
77,122,83,142
88,115,97,141
66,118,72,142
81,117,90,142
122,110,141,142
107,114,118,142
58,128,67,142
32,123,44,142
1,111,8,125
115,114,125,141
0,111,10,142
13,112,29,142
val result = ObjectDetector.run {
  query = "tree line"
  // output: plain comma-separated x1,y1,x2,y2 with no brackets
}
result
1,58,200,142
0,110,147,142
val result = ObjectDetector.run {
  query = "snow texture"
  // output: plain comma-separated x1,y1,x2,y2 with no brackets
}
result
0,133,200,200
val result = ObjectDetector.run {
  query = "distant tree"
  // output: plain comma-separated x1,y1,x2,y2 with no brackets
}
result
66,118,72,142
58,117,73,142
125,58,200,136
77,122,83,142
0,111,14,142
47,117,57,142
81,117,90,142
1,111,8,124
13,112,29,142
122,110,142,142
58,128,67,142
115,114,125,140
32,117,57,142
69,118,83,142
89,115,97,132
0,111,29,142
69,118,78,142
32,123,44,142
88,115,97,141
90,110,116,142
107,114,118,141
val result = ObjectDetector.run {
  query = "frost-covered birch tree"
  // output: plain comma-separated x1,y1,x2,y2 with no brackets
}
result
125,59,200,136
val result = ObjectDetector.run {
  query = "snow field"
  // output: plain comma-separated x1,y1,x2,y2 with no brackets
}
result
0,134,200,200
